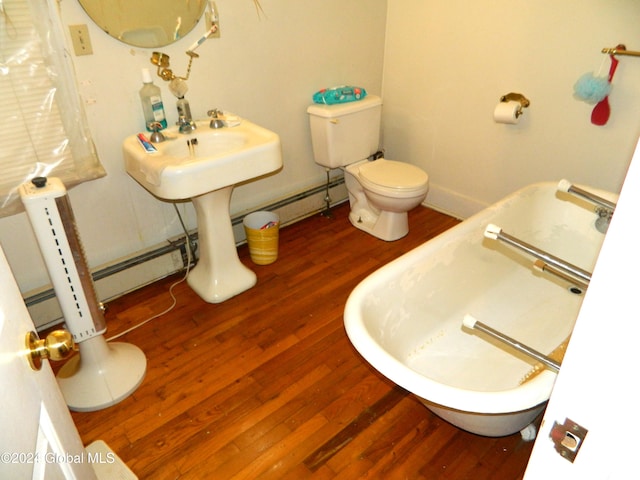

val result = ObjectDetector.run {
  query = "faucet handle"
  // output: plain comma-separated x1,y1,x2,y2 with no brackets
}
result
148,122,166,143
208,109,225,129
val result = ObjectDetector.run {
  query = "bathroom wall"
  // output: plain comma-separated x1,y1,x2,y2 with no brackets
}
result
4,0,640,325
0,0,387,311
383,0,640,218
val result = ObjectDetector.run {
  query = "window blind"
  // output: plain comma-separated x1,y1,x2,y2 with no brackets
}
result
0,0,105,217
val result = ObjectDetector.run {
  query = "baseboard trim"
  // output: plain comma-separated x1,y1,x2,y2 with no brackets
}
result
422,183,488,220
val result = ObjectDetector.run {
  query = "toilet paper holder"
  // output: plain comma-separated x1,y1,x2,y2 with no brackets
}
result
499,93,530,117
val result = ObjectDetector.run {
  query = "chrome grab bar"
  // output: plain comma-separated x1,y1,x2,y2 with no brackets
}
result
557,179,616,211
462,315,560,373
484,224,592,284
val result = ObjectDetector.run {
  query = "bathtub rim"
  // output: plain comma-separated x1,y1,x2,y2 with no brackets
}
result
344,280,558,414
343,180,612,415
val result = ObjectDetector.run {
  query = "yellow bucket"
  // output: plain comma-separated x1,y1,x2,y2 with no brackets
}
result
243,211,279,265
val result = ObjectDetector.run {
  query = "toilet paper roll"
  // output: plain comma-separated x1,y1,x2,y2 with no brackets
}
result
493,101,521,124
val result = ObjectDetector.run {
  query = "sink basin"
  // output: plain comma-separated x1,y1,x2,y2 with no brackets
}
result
123,118,282,200
122,117,282,304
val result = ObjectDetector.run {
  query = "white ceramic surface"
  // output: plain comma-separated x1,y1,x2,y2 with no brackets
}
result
123,118,282,200
344,181,616,435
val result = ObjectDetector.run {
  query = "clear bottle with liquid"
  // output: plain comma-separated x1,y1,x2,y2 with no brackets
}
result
176,96,192,121
139,68,168,131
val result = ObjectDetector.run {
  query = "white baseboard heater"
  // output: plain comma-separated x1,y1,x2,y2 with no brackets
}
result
26,176,347,329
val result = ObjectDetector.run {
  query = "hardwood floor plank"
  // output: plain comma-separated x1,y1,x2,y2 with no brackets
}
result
173,364,332,476
227,414,330,480
362,416,436,478
59,204,536,478
357,398,436,466
325,395,435,478
304,385,408,471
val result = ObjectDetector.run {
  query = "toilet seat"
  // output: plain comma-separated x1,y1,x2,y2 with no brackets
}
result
356,159,428,197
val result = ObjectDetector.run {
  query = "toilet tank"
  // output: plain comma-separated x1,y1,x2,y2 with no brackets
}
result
307,95,382,169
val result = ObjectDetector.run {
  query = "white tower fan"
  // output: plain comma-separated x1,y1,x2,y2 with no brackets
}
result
20,177,146,412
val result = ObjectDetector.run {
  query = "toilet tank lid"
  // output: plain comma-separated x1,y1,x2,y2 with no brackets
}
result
307,95,382,118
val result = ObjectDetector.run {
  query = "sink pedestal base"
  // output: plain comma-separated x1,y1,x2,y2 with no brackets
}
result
187,186,256,303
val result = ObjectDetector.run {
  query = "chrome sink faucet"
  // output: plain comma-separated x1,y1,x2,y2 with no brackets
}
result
178,115,196,134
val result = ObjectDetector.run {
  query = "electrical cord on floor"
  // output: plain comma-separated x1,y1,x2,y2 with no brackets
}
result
105,204,194,342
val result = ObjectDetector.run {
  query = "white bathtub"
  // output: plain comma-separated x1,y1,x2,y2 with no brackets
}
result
344,182,616,437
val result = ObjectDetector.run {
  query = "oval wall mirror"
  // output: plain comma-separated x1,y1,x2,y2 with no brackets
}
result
78,0,207,48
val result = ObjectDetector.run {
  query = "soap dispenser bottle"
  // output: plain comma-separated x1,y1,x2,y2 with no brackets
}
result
139,68,168,131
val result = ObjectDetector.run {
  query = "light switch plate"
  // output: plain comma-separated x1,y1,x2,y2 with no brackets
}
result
69,24,93,56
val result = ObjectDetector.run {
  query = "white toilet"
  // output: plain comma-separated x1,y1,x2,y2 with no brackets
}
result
307,95,429,241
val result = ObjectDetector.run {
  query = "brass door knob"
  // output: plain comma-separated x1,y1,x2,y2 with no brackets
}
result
25,330,75,371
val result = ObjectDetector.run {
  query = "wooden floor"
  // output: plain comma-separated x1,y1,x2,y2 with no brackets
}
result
68,203,537,479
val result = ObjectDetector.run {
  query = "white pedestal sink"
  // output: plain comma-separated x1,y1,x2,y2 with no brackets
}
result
123,118,282,303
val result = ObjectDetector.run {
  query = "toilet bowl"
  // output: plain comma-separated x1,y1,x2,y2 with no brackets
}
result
345,158,429,241
307,94,429,241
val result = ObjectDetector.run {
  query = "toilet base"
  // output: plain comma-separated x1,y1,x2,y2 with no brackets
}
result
349,209,409,241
